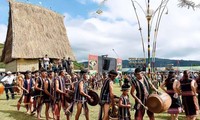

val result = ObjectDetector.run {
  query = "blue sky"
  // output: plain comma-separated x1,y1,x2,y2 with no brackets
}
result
0,0,99,25
0,0,200,61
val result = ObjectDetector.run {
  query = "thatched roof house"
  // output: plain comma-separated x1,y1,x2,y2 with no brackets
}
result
1,0,75,72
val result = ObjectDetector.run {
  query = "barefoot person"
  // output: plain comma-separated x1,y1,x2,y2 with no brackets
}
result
35,69,46,120
98,70,118,120
16,73,25,111
54,70,68,120
160,70,182,120
74,69,92,120
59,70,71,120
130,68,158,120
179,70,199,120
118,84,131,120
23,71,34,114
44,70,54,120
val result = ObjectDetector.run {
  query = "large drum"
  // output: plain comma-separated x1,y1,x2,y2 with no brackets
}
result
0,83,5,95
146,92,172,113
87,90,99,106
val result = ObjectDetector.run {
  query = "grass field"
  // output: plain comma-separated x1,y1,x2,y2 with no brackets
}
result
0,84,199,120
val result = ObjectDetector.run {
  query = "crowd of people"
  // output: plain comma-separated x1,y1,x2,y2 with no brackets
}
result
39,54,73,75
0,68,109,120
0,67,200,120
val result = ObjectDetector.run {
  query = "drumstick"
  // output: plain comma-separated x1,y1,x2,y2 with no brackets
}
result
132,94,148,110
66,102,74,112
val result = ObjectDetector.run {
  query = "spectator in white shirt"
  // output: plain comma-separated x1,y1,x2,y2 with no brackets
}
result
43,54,50,70
1,71,15,100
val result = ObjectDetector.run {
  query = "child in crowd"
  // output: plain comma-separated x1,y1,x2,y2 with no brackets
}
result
118,84,131,120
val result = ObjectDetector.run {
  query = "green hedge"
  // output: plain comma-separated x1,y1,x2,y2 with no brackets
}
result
0,62,5,68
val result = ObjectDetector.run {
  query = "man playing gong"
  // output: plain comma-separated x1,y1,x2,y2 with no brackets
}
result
98,70,118,120
74,69,92,120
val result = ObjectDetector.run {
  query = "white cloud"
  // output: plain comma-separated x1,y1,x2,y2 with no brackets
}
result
1,0,199,61
0,24,7,44
64,0,200,61
64,14,143,61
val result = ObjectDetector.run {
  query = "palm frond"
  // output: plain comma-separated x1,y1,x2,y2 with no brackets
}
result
195,3,200,9
178,0,196,9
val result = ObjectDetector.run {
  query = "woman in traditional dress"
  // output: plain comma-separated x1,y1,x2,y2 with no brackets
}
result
160,70,182,120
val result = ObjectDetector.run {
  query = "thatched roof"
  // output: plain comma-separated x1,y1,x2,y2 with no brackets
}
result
1,0,75,63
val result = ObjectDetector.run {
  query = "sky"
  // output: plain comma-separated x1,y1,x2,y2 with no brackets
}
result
0,0,200,62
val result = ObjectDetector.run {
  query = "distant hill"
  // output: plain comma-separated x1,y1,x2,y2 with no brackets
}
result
0,43,200,69
123,58,200,68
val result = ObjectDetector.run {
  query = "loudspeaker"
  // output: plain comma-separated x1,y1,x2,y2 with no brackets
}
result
103,59,110,70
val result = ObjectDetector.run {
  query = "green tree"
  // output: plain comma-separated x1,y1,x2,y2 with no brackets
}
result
73,61,84,70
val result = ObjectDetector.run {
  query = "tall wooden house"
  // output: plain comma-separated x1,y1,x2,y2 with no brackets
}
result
1,0,75,72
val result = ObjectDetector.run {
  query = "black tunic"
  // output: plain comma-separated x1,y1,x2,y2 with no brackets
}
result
43,79,51,103
99,79,110,105
165,78,182,113
131,76,150,109
35,77,44,96
118,95,131,120
74,79,88,103
55,77,65,102
180,79,199,116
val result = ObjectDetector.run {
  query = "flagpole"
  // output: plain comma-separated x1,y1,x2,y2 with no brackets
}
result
147,0,152,77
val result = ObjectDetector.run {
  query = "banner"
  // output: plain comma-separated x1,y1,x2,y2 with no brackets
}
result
88,54,98,73
116,58,122,72
128,58,146,64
